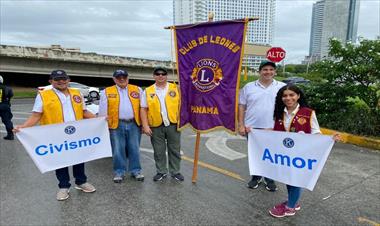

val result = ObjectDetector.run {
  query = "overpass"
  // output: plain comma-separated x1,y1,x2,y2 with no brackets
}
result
0,45,174,81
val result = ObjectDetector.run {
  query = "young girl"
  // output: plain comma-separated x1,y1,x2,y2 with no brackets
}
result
269,84,340,218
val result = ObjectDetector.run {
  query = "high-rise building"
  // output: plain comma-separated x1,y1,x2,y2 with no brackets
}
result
308,0,360,61
173,0,276,70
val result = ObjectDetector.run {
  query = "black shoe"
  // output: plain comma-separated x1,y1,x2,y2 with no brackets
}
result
247,176,261,189
171,173,184,182
3,135,14,140
153,173,167,181
264,180,278,192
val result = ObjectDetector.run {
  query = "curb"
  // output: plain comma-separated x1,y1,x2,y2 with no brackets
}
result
321,128,380,151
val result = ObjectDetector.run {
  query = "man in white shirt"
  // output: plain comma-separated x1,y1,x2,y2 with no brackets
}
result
98,69,144,183
238,61,286,192
14,70,96,201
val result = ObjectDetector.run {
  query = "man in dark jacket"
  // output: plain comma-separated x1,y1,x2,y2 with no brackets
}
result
0,75,14,140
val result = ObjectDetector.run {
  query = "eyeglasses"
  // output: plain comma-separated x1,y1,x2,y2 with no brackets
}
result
53,77,68,81
154,73,167,76
115,76,128,80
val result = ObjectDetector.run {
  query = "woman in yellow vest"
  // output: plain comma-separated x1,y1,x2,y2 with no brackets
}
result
140,67,183,182
98,69,144,183
14,70,96,201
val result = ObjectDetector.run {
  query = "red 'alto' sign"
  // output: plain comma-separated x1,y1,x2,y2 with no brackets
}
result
266,47,286,63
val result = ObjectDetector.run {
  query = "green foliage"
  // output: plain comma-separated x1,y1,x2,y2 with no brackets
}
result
304,39,380,136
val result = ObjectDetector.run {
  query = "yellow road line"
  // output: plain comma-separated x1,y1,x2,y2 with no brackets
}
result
182,155,245,181
357,217,380,226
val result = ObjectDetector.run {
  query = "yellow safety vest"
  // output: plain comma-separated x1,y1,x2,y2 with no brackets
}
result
145,83,179,127
105,85,141,129
39,88,83,125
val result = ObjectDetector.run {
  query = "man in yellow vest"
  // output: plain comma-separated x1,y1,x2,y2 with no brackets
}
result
14,70,96,201
98,69,144,183
140,67,183,182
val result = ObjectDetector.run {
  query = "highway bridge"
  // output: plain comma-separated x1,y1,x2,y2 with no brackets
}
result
0,45,174,82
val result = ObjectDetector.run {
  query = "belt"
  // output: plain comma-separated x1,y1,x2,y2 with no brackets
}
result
119,119,134,123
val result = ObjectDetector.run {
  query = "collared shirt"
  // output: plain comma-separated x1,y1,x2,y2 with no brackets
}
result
32,88,86,122
239,79,286,128
141,83,170,123
98,85,142,120
283,104,321,134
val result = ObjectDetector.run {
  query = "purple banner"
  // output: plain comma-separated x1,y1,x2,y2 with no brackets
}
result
174,19,247,132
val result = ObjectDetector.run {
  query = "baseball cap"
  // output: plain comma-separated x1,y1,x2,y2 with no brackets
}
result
153,67,168,75
50,70,69,80
259,61,276,71
113,69,128,77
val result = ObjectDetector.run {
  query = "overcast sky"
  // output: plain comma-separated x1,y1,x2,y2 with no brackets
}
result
0,0,379,64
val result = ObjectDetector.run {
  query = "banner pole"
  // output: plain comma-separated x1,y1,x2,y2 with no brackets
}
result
192,131,201,183
191,12,215,184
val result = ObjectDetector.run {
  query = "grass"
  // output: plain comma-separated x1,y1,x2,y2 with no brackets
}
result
13,87,37,99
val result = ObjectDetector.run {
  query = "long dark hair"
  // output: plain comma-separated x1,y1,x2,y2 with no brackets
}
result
273,84,309,121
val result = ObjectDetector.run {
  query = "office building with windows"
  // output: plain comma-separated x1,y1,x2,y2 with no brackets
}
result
173,0,276,70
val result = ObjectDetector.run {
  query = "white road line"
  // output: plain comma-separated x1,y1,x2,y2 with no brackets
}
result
140,147,184,155
205,136,246,160
11,111,32,115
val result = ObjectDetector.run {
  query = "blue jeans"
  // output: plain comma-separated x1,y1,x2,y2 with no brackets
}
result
287,185,302,208
55,163,87,188
110,121,142,176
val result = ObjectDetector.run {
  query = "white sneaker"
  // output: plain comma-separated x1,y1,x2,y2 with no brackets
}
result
75,182,96,193
56,188,70,201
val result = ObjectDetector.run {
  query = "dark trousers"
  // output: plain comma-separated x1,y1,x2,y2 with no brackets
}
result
55,163,87,188
0,104,14,136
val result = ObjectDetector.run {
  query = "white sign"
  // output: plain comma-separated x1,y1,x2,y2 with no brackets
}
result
16,117,112,173
248,129,335,191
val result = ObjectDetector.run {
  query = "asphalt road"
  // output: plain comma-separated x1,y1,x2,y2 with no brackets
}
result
1,99,379,226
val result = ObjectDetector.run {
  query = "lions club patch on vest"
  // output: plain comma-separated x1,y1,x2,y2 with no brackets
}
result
169,91,176,97
108,94,117,98
150,93,155,99
297,117,307,125
72,95,82,103
191,58,223,92
130,91,140,99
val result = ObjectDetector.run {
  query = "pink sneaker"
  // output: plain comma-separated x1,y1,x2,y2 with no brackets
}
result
269,204,297,218
274,201,301,211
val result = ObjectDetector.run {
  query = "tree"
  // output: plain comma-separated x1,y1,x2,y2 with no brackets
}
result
304,39,380,136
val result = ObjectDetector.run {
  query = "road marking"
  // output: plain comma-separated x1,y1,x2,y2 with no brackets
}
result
141,148,244,181
357,217,380,226
192,130,247,160
181,155,244,181
206,136,246,160
11,111,32,115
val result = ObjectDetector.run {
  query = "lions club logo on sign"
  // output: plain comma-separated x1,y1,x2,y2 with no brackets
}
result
191,59,223,92
130,91,140,99
64,126,76,135
72,95,82,103
283,137,294,148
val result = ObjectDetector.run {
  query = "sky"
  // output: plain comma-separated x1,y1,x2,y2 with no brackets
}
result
0,0,379,64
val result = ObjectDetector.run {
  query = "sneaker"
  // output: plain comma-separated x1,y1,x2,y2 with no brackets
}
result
56,188,70,201
247,176,261,189
3,135,14,140
75,182,96,193
269,205,296,218
264,180,278,192
171,173,184,181
132,173,145,181
113,175,124,183
274,201,301,211
153,173,167,181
